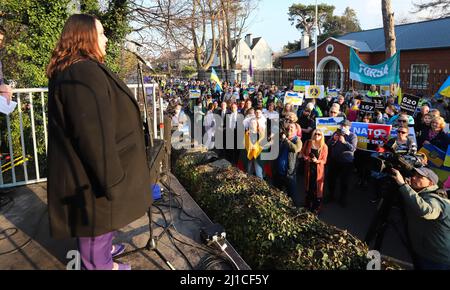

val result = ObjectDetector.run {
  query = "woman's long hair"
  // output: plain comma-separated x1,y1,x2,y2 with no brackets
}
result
310,129,325,150
46,14,104,78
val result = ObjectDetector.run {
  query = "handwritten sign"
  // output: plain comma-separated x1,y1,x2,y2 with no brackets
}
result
189,90,201,99
316,117,344,137
284,91,304,106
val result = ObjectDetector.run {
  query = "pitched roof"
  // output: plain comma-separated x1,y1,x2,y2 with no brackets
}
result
282,17,450,58
251,37,262,49
339,17,450,52
282,47,314,58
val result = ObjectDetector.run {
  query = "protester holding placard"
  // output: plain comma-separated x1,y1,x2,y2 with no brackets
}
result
418,116,450,151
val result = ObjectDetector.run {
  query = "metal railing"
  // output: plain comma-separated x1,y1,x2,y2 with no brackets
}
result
251,68,448,96
0,83,162,188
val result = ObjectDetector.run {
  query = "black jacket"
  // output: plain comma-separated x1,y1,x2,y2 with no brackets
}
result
47,59,152,238
418,128,450,151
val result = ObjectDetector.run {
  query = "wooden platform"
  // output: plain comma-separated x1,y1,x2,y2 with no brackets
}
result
0,174,250,270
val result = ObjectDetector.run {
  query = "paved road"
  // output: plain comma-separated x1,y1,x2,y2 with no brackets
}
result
295,165,413,264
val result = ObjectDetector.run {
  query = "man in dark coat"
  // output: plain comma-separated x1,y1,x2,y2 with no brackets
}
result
48,59,152,239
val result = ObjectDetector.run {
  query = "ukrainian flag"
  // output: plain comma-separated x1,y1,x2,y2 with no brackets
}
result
438,76,450,98
445,145,450,168
210,68,222,92
419,143,445,168
419,144,450,183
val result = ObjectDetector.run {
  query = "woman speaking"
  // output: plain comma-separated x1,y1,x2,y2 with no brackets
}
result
46,14,152,270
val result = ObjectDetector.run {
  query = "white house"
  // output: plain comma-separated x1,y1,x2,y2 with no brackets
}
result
209,34,273,70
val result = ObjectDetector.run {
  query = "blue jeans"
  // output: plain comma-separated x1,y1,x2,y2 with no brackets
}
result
247,158,264,179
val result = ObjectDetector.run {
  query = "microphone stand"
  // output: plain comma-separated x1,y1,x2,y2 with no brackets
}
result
114,58,175,270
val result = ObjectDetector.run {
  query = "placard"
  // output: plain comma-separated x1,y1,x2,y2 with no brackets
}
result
372,96,385,110
284,91,304,106
293,80,310,92
359,101,375,113
305,85,325,99
327,88,339,98
380,86,391,96
351,122,392,151
400,94,421,114
189,89,201,99
316,117,344,137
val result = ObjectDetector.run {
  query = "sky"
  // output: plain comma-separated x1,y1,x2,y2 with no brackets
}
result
248,0,428,53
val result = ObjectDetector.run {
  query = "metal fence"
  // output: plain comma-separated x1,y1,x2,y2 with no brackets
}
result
0,84,162,189
252,68,449,96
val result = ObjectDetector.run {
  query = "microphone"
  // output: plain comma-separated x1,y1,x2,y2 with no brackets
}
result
124,40,154,71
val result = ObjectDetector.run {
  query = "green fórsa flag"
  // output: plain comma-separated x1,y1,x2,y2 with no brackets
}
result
350,48,400,85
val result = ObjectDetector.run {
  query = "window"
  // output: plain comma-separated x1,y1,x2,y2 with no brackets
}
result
252,55,255,59
410,64,429,89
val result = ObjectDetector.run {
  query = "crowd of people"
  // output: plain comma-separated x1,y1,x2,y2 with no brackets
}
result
167,78,450,269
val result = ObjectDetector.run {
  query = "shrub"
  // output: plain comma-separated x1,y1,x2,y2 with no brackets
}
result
174,151,371,270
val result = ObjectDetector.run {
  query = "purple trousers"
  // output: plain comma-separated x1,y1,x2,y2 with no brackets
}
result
77,232,114,270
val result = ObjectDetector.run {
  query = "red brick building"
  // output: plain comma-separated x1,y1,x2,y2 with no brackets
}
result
281,17,450,94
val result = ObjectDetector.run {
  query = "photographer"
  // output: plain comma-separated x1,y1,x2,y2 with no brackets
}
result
275,122,303,206
326,120,357,206
391,167,450,270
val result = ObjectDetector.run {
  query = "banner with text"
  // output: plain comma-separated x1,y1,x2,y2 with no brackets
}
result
351,122,392,151
350,48,400,85
400,94,421,115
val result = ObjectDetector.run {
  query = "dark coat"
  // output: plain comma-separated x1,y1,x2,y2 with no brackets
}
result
47,59,152,239
418,128,450,151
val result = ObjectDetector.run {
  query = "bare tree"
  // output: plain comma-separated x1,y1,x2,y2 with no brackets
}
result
413,0,450,18
128,0,219,72
220,0,259,69
382,0,396,59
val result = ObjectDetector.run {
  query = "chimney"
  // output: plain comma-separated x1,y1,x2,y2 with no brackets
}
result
245,33,252,47
301,31,310,50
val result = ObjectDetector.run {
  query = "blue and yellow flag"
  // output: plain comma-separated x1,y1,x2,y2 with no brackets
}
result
210,68,222,92
445,146,450,168
438,76,450,98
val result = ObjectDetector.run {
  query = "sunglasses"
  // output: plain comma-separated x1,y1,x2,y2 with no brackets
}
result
398,131,408,134
398,120,408,122
314,133,323,136
330,111,338,114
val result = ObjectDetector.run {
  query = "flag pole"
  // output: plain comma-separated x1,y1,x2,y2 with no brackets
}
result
314,0,318,86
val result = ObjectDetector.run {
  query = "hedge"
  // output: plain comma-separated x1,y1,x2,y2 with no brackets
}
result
174,151,375,270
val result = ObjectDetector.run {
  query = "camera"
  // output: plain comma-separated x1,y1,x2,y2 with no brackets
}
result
370,151,426,177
